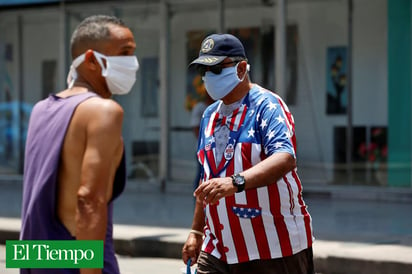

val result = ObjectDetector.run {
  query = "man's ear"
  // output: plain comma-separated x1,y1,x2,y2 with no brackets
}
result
237,60,248,78
84,50,99,71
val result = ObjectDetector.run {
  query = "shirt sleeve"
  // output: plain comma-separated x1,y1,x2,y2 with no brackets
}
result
257,94,296,158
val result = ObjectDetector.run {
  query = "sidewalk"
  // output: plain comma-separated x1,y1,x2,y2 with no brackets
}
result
0,179,412,273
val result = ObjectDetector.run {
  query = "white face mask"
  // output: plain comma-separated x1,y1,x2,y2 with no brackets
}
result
66,51,139,95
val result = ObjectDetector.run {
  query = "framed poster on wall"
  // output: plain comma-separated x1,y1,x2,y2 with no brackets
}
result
326,46,347,115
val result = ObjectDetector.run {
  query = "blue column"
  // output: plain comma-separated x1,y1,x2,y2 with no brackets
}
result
387,0,411,187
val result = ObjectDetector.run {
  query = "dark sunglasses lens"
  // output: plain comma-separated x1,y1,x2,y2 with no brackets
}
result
197,61,235,76
197,66,207,76
210,65,223,75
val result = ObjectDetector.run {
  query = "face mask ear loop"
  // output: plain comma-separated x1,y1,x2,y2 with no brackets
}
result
237,62,250,82
92,51,109,77
67,66,76,88
66,53,86,88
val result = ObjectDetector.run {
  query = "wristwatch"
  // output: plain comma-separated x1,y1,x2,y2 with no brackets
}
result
231,174,246,193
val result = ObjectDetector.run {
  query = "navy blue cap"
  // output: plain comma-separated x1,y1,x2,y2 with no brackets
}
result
189,34,247,67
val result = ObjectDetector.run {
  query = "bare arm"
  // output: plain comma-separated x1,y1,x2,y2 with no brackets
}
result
76,100,124,274
195,152,296,204
182,197,205,265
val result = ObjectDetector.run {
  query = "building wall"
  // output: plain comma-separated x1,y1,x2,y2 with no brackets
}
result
0,0,393,186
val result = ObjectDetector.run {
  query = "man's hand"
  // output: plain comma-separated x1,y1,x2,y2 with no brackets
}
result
182,233,203,265
194,177,237,205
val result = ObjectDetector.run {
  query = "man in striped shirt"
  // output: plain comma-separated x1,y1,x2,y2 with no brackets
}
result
182,33,314,274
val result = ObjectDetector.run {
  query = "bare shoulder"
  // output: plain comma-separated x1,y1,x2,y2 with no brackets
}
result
75,97,124,129
80,97,123,117
82,97,123,114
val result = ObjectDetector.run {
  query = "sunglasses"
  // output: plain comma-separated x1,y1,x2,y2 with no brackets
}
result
197,61,238,76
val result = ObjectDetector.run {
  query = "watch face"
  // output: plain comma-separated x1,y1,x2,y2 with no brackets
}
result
232,174,245,193
234,175,245,185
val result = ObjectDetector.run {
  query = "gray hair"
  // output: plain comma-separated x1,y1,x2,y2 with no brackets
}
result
70,15,126,58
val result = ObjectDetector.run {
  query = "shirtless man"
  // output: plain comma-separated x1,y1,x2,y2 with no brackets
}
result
20,15,138,274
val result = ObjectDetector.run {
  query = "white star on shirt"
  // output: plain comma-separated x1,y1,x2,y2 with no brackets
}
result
275,142,283,148
266,130,275,140
260,119,268,130
268,102,277,111
275,115,285,124
248,128,255,138
284,130,293,138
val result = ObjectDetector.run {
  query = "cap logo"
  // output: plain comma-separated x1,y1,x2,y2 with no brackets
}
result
201,38,214,53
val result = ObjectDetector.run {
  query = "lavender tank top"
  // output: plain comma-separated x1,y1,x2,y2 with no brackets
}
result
20,92,126,274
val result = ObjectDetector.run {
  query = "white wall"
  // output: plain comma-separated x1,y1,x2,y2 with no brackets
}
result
0,0,388,183
22,11,61,103
353,0,387,125
288,0,350,182
289,0,387,182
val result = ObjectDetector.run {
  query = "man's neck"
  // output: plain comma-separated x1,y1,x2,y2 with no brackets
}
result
69,80,111,99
